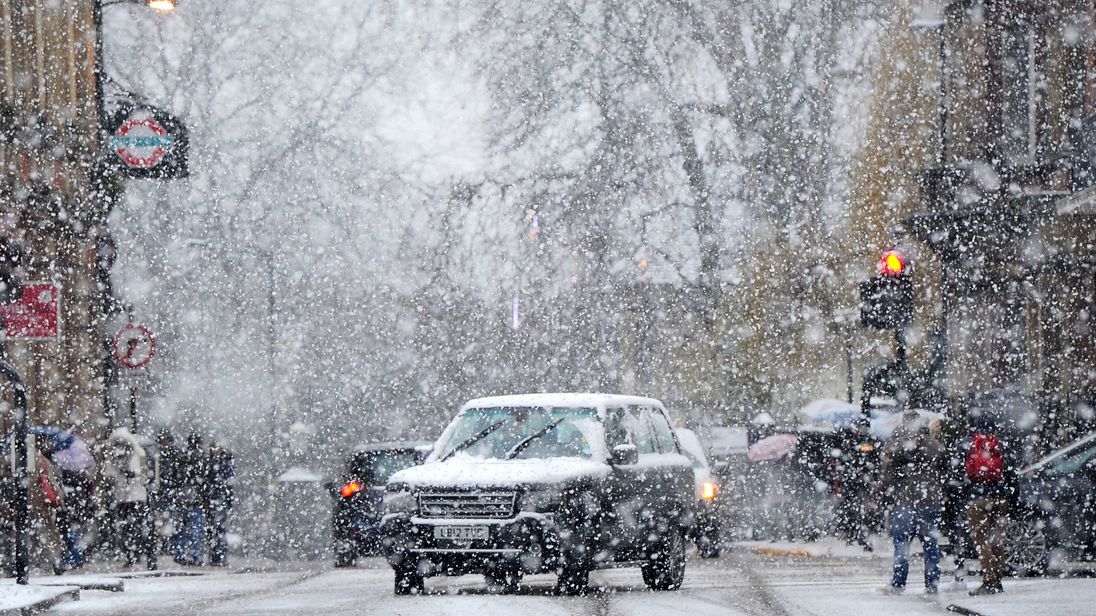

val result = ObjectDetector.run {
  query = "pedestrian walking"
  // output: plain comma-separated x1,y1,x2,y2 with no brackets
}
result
105,428,150,566
151,430,182,556
963,415,1016,596
205,440,235,566
55,465,93,570
833,429,875,551
936,414,971,589
28,444,66,574
879,409,946,595
28,426,95,570
174,433,209,566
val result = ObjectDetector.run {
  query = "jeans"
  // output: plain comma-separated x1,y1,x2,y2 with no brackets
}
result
890,505,942,590
61,525,84,569
174,506,205,565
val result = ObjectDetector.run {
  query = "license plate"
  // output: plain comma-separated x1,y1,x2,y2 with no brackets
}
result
434,525,489,542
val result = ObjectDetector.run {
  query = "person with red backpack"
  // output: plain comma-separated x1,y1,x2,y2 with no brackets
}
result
963,420,1015,596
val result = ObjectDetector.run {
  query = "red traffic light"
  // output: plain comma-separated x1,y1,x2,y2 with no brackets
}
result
879,250,907,276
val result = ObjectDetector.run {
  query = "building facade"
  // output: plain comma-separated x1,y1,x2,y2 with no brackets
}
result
900,0,1096,447
0,1,112,437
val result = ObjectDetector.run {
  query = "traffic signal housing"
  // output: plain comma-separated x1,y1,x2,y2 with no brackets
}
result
859,251,912,330
0,238,22,305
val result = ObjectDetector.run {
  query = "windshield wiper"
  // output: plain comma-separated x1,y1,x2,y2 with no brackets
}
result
440,418,508,462
506,417,566,459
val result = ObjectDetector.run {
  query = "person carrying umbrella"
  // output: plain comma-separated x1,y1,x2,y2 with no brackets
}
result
29,426,95,570
878,410,946,595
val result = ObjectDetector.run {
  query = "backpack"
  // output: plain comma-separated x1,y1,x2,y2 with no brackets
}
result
965,433,1004,484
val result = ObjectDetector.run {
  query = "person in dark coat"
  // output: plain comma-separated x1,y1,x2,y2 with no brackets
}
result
152,430,182,556
174,433,209,566
879,410,946,594
205,440,235,566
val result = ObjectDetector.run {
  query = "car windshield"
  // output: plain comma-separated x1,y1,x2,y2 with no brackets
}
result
1045,438,1096,477
352,451,418,484
1026,431,1096,475
434,406,600,461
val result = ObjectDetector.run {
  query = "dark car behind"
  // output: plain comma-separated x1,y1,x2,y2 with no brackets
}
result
1011,431,1096,575
331,441,429,567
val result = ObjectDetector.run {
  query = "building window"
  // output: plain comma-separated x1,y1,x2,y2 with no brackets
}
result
999,19,1038,163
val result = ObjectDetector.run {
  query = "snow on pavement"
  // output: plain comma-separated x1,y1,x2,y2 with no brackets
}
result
46,545,1096,615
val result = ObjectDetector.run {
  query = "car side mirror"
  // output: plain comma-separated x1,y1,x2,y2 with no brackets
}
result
610,444,638,466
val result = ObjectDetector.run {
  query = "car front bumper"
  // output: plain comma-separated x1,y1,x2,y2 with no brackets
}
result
380,512,562,576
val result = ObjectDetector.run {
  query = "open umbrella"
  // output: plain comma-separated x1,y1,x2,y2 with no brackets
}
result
747,433,799,462
798,399,861,431
29,426,95,472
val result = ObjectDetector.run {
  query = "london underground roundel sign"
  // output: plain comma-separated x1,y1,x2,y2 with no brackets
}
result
112,117,175,169
104,104,189,179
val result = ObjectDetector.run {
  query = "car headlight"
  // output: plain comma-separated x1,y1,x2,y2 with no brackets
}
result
700,481,719,501
522,486,564,513
384,484,416,514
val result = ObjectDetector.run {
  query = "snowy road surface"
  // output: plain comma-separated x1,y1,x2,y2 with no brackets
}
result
50,542,1096,615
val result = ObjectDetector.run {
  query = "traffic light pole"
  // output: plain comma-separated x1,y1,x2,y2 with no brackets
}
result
0,342,30,584
895,327,908,370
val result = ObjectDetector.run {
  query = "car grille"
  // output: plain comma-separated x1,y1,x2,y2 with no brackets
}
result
418,492,516,519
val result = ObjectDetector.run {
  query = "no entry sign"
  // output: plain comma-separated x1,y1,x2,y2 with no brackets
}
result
113,325,157,369
0,282,60,339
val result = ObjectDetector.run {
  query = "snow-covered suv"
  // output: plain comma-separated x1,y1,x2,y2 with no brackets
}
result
380,393,695,595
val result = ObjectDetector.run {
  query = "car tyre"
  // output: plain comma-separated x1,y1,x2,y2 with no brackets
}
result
642,528,686,591
697,532,721,559
1006,518,1048,577
334,544,357,568
393,565,424,595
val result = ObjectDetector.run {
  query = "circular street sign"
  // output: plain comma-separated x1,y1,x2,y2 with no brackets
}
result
112,117,175,169
113,325,157,369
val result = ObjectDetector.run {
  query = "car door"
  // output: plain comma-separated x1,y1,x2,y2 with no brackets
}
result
603,405,658,559
643,406,694,532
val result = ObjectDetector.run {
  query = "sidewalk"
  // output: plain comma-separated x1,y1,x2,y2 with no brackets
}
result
0,582,80,615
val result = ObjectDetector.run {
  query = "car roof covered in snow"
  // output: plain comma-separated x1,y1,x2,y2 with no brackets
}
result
461,393,664,413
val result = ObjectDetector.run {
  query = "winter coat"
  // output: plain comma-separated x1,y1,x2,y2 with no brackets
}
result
176,446,209,508
206,449,235,509
880,420,945,509
105,429,148,504
153,444,183,507
28,452,64,565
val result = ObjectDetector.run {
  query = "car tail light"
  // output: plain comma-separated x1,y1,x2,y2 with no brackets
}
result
701,482,719,500
341,481,364,498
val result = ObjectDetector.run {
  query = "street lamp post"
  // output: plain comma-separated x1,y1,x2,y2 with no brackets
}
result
91,0,178,429
912,1,952,394
912,1,949,166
